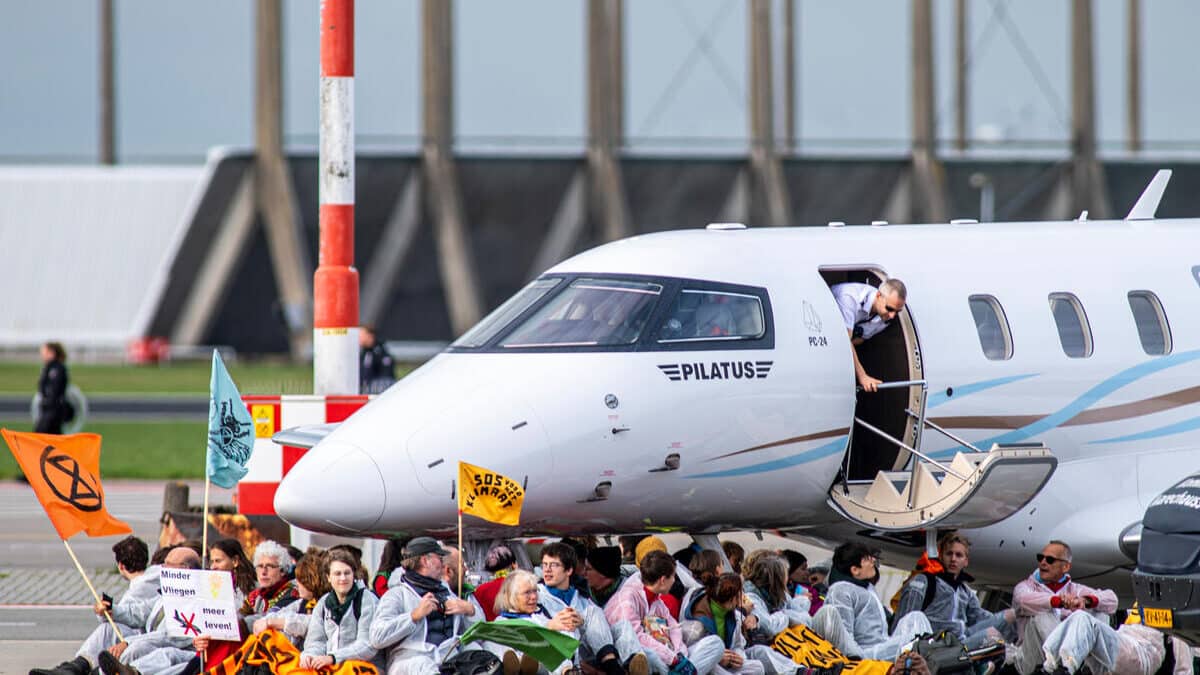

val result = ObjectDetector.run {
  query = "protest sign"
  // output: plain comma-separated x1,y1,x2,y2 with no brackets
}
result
160,568,240,641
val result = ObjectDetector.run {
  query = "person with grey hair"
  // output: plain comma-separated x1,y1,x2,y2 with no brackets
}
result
241,539,301,632
829,277,907,392
1007,540,1117,675
370,537,477,675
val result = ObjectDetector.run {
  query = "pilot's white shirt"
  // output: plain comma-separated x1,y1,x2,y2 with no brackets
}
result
831,282,890,341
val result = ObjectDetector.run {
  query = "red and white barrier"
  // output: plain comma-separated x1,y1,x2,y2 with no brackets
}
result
237,394,370,516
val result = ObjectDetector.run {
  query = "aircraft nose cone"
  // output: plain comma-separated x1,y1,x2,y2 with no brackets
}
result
274,442,385,534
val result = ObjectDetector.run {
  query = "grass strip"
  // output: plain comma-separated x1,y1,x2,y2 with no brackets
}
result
0,419,207,480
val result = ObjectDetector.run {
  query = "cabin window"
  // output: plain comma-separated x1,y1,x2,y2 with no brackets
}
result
968,295,1013,360
1128,291,1172,355
453,277,562,348
1048,293,1093,358
498,278,662,348
656,290,765,342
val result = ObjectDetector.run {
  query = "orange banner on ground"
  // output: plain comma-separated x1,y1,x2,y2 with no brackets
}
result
771,624,892,674
1,430,131,539
208,629,378,675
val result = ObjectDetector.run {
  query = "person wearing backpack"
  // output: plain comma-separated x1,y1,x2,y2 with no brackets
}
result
894,533,1014,650
302,547,383,670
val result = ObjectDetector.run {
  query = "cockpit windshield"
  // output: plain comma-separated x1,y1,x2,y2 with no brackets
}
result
498,278,663,348
452,277,562,348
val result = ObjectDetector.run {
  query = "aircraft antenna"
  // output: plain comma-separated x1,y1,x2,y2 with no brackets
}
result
1126,169,1172,220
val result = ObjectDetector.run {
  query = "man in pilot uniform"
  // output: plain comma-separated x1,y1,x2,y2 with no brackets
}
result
830,278,906,393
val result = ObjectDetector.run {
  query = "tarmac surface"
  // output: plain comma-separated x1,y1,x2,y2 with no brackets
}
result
0,395,207,421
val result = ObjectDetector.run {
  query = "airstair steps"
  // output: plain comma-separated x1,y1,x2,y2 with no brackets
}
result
828,442,1056,531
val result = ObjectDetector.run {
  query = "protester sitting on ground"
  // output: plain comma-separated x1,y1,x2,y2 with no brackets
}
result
779,551,815,615
473,544,521,621
443,544,476,599
539,542,646,675
150,544,175,567
1008,540,1118,675
585,546,628,609
681,550,725,609
481,569,590,674
680,572,766,675
370,537,477,675
894,532,1013,651
375,537,408,596
560,536,599,597
1036,604,1193,675
806,563,829,615
298,547,383,670
811,542,931,662
635,536,697,620
721,543,744,580
741,554,809,637
240,540,301,632
93,546,204,675
606,549,724,675
252,546,328,643
32,536,160,675
208,538,256,599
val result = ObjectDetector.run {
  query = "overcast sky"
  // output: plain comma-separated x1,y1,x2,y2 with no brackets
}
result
3,0,1198,162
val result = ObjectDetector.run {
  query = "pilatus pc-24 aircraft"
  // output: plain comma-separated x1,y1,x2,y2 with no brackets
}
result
275,170,1198,590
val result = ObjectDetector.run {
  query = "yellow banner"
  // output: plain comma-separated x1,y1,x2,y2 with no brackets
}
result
209,628,377,675
458,461,525,526
771,624,892,675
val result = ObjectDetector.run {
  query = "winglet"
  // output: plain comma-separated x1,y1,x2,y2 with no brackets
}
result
1126,169,1172,220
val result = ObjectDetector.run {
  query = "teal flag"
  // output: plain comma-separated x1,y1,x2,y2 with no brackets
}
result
206,350,254,488
459,619,580,670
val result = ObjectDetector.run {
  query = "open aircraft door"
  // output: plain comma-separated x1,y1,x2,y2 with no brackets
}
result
819,267,1057,531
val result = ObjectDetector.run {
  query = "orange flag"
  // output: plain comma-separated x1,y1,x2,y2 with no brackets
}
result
1,430,131,539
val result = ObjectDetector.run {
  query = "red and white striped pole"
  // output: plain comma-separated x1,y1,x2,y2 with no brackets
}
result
315,0,359,396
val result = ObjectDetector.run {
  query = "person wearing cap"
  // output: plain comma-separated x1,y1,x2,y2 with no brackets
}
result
585,546,628,609
370,537,477,675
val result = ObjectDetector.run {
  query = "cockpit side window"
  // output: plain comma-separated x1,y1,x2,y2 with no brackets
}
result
657,290,766,343
452,277,561,348
498,278,663,348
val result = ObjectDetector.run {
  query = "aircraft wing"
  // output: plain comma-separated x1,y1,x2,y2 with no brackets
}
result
272,423,339,449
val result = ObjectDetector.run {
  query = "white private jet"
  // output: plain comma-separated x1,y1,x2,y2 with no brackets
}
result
275,170,1196,592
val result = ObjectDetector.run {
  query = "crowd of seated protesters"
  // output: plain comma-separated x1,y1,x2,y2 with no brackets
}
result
34,532,1187,675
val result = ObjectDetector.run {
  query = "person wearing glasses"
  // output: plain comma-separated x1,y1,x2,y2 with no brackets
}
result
240,540,302,632
370,537,477,675
539,542,648,675
813,541,931,662
1008,541,1117,675
829,278,907,393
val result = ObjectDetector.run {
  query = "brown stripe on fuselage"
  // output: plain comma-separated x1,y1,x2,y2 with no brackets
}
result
707,427,850,461
1061,385,1200,426
707,386,1200,462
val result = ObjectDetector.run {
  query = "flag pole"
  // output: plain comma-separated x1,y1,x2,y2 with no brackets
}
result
457,509,464,598
202,470,211,568
63,538,125,642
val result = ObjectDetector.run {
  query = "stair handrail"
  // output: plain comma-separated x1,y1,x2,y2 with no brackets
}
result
905,408,985,454
852,417,967,481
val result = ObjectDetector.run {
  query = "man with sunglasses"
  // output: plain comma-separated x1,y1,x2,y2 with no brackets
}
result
829,278,907,393
1008,541,1117,675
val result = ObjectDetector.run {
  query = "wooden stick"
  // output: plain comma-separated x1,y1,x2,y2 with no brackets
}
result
457,509,464,598
63,538,125,642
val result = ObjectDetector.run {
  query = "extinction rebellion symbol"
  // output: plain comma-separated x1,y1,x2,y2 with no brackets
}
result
39,444,103,512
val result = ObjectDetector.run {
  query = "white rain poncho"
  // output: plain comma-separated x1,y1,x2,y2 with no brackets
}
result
815,580,931,661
